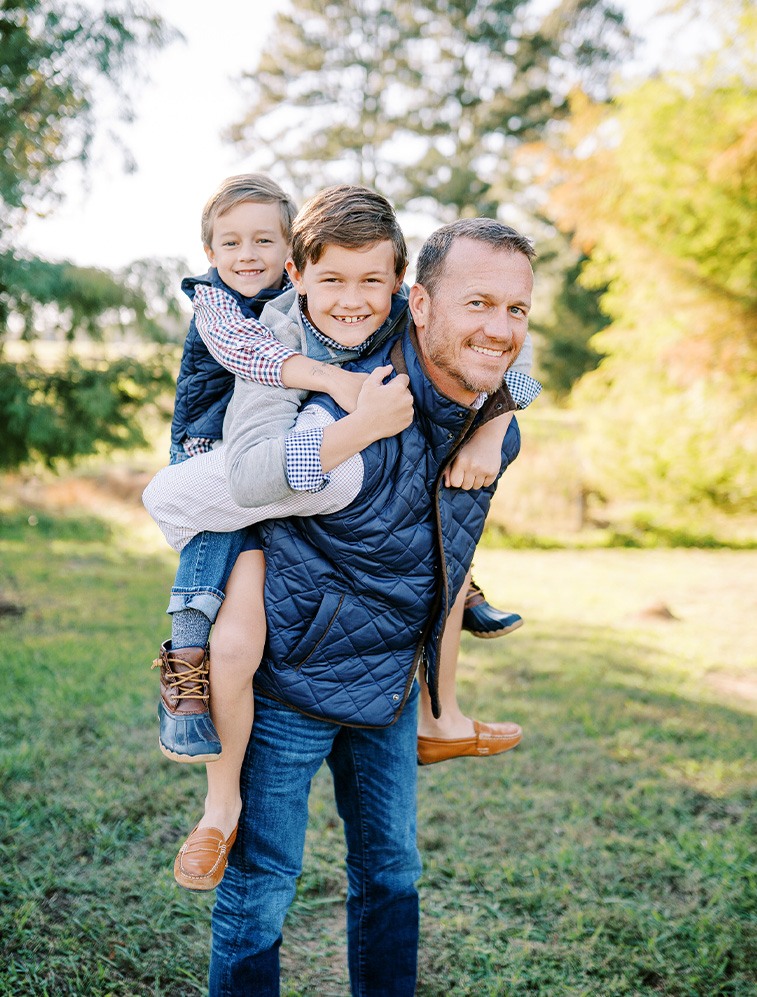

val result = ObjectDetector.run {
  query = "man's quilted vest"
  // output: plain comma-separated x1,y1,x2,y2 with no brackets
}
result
170,269,286,446
254,326,521,727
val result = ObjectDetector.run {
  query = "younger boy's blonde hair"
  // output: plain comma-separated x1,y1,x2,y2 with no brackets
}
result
201,174,297,248
291,184,408,278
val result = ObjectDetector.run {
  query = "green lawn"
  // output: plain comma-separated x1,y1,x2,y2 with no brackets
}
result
1,511,755,996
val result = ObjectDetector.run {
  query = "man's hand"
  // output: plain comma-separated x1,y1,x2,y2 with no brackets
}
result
354,365,414,439
443,411,514,490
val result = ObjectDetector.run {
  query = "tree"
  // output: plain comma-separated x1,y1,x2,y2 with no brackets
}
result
0,1,181,469
0,0,172,233
530,251,608,397
544,0,757,509
228,0,630,218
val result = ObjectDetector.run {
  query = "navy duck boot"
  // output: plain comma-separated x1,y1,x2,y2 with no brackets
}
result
462,578,524,639
152,640,222,762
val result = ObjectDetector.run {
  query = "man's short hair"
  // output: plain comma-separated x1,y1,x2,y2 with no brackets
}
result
416,218,536,296
290,184,408,277
201,174,297,247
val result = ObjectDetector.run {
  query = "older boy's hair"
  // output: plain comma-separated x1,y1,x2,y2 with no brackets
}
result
416,218,536,296
201,174,297,247
290,184,408,277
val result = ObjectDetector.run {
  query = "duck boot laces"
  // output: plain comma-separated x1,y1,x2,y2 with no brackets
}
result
462,579,524,639
152,640,222,763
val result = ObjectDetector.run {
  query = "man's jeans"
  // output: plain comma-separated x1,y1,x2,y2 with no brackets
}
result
209,687,422,996
166,443,245,623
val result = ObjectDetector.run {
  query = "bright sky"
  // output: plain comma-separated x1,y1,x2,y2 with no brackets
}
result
20,0,674,274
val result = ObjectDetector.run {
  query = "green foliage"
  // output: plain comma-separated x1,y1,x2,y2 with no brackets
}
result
229,0,630,216
0,251,187,343
0,0,174,232
547,2,757,510
532,252,608,396
0,3,182,471
0,351,176,470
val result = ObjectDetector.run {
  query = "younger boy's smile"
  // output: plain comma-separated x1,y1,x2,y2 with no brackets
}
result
286,241,404,348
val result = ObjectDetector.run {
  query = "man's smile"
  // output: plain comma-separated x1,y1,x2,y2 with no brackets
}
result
470,344,506,357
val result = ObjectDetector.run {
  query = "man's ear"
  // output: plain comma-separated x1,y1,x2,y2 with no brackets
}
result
408,283,430,328
285,258,306,293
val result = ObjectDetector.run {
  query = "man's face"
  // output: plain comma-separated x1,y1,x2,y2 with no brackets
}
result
286,240,404,347
409,238,533,405
205,200,290,297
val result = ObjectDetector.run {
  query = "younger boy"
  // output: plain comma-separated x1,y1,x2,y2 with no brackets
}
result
148,181,540,891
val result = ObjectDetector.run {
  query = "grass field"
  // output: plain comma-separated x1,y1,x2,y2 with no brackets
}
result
1,505,756,996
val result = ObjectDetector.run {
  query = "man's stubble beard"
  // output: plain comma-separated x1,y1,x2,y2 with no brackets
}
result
423,315,509,397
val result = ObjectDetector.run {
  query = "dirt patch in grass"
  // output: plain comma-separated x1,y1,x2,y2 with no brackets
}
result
706,672,757,708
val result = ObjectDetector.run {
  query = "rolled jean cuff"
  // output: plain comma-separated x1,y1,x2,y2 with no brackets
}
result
167,586,225,622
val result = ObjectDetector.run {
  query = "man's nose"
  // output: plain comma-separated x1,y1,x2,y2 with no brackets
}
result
483,309,515,344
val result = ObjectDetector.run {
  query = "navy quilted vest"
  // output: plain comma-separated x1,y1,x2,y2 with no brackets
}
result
254,326,520,727
170,269,287,446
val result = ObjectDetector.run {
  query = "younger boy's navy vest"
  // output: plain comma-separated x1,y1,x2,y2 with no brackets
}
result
254,326,520,728
170,269,286,447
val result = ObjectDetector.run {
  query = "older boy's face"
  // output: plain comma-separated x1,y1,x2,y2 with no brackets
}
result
286,241,403,348
205,201,289,297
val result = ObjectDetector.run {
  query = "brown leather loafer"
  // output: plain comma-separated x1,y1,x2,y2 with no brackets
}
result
174,823,238,891
417,719,522,766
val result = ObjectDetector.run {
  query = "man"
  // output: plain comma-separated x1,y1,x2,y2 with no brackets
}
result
208,218,535,995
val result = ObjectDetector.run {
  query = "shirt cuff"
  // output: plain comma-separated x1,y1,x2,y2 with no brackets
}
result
504,371,542,409
284,427,330,491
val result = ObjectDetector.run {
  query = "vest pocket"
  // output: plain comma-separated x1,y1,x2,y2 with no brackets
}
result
289,591,344,670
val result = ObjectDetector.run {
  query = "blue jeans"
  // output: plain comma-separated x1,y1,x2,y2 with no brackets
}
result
209,686,422,996
167,443,247,624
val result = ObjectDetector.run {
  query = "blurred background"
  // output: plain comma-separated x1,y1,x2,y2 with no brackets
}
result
2,0,755,543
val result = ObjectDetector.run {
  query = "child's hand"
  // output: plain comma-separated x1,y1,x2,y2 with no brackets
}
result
328,367,370,413
355,365,414,440
443,412,514,490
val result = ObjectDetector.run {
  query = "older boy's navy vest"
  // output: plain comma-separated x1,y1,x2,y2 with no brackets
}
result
170,269,286,447
254,326,520,728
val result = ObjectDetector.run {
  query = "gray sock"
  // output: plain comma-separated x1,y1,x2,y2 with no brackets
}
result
171,608,212,651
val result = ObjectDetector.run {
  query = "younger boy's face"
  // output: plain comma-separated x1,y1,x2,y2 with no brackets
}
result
205,200,289,297
286,241,404,348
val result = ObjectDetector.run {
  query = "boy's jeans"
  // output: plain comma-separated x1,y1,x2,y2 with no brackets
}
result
209,687,422,996
167,443,246,624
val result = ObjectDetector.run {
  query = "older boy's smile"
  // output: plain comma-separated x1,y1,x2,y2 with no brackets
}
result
286,241,403,348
